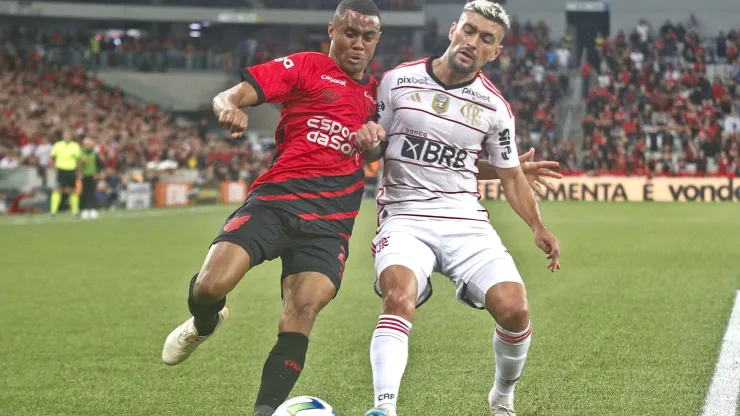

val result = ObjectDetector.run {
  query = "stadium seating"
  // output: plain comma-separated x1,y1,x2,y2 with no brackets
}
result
36,0,420,10
579,22,740,177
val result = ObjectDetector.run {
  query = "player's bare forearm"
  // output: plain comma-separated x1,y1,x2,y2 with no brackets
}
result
476,160,499,180
497,166,545,232
212,81,259,116
364,141,388,162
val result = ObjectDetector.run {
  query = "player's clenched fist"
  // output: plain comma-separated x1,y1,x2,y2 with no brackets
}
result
355,121,386,150
218,109,249,139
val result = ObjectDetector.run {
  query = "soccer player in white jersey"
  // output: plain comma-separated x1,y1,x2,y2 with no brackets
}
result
355,1,561,415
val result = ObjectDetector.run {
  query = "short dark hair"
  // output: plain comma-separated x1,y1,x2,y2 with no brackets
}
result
334,0,381,22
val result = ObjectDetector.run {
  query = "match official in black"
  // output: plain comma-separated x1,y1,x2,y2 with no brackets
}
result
80,137,104,220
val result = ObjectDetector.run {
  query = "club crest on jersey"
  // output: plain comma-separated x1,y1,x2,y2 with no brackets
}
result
432,93,450,115
460,102,483,126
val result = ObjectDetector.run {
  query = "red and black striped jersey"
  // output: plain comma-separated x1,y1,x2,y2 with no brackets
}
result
240,52,378,237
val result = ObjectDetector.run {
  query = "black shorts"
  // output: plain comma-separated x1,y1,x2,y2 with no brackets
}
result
212,201,349,295
57,169,77,189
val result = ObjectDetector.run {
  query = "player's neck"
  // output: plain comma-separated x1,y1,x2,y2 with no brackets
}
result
432,55,476,87
329,53,365,81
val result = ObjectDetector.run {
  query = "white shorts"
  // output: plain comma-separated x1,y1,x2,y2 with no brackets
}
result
371,216,523,309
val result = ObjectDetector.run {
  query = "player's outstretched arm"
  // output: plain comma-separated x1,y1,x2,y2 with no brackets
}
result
212,82,260,139
496,165,561,272
478,149,562,196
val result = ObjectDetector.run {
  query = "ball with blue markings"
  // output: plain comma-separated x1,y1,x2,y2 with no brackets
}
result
273,396,338,416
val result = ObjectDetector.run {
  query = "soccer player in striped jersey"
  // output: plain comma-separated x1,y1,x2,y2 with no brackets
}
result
356,2,562,415
161,1,383,415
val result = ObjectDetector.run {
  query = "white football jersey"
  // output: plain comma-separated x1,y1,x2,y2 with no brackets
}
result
376,57,520,222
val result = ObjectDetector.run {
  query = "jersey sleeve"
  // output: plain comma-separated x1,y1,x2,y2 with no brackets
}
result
375,71,395,132
51,142,59,158
485,114,520,168
240,53,308,105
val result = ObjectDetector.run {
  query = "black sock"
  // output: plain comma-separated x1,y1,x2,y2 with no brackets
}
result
187,273,225,336
254,332,309,413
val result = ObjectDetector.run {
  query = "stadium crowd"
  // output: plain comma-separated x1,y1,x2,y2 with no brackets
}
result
578,20,740,177
38,0,419,10
0,19,571,188
5,16,740,214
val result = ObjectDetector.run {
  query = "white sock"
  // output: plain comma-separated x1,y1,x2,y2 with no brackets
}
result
491,321,532,406
371,314,412,412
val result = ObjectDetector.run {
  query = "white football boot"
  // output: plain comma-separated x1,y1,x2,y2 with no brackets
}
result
489,388,516,416
162,307,230,366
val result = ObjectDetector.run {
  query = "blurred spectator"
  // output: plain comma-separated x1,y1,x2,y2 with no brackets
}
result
578,19,740,177
7,187,47,214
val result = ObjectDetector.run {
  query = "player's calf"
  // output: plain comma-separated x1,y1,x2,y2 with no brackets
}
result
189,241,251,335
484,281,532,411
254,272,336,416
370,265,419,414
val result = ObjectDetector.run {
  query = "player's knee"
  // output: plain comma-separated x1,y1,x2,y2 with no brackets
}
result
495,297,529,327
284,298,325,326
192,271,230,304
382,288,416,321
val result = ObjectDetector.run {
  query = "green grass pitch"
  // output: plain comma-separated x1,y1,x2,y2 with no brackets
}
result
1,201,738,415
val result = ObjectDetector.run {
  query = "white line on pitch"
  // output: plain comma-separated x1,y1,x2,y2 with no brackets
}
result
702,290,740,416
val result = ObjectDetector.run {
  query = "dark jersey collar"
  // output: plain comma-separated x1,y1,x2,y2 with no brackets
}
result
426,55,479,91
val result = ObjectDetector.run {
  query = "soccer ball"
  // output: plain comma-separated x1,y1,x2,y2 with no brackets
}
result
273,396,338,416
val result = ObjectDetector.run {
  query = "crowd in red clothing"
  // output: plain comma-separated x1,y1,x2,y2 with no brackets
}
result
0,50,276,188
423,18,577,172
578,20,740,177
2,19,574,182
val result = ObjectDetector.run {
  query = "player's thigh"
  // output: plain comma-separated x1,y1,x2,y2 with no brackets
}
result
210,202,288,274
372,219,437,308
443,224,524,310
280,234,348,300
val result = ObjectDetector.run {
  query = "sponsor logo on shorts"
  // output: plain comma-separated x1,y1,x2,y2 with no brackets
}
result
223,215,252,232
321,74,346,86
462,87,491,102
371,236,390,258
401,136,468,168
338,245,347,280
397,76,428,86
305,116,358,156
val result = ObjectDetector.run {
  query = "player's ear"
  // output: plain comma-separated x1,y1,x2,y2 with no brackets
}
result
448,22,457,41
328,22,335,40
489,45,503,63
